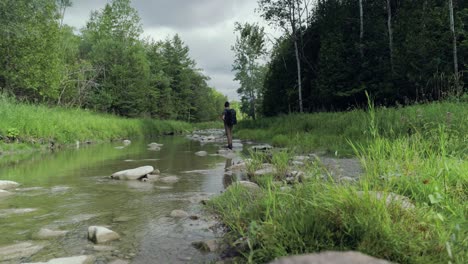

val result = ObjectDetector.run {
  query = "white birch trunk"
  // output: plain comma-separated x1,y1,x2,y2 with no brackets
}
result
449,0,459,90
386,0,394,73
359,0,364,58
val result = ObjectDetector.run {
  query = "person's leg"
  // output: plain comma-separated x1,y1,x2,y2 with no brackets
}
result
224,123,230,148
227,126,233,149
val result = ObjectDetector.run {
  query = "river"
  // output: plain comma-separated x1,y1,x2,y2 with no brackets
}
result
0,135,243,263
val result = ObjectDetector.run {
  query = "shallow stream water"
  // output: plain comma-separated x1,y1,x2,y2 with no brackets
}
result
0,136,243,263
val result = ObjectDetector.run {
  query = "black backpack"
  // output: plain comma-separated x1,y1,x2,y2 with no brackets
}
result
225,109,237,126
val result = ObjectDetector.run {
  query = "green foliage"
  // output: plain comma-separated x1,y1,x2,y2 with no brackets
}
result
260,0,467,115
208,101,467,264
232,22,267,119
0,0,226,122
0,95,191,147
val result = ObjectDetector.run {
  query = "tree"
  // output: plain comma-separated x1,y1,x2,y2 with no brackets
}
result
449,0,460,91
258,0,312,113
232,22,267,119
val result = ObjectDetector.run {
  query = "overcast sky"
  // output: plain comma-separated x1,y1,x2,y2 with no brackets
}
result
63,0,278,101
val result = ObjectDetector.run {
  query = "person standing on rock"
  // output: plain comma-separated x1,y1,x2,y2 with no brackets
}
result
221,101,237,150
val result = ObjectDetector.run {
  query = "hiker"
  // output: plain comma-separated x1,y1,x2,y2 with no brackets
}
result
221,101,237,150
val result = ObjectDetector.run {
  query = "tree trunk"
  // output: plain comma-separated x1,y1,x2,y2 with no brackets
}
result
294,39,303,113
359,0,364,58
449,0,459,91
386,0,394,73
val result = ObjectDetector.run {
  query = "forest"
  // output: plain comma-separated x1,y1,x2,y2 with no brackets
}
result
0,0,226,122
233,0,467,118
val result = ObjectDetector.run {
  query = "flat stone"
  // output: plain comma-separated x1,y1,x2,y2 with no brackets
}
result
357,191,415,209
111,166,154,180
93,245,115,251
269,251,391,264
123,140,131,146
113,216,134,223
36,228,68,239
0,189,13,198
232,142,243,148
170,210,188,218
24,255,96,264
228,162,246,171
159,176,179,183
0,242,44,262
148,142,163,148
0,208,37,217
195,151,208,157
235,181,260,191
109,260,129,264
254,167,277,176
88,226,120,244
0,180,19,190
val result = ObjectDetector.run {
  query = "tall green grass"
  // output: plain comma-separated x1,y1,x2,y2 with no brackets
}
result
208,100,468,263
0,96,192,149
235,101,467,156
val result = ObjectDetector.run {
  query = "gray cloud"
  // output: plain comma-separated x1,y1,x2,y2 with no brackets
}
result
63,0,272,101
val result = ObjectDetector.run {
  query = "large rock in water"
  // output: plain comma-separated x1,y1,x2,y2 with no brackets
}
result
0,180,19,190
269,251,392,264
0,242,45,262
111,166,154,180
88,226,120,244
23,255,96,264
0,189,13,198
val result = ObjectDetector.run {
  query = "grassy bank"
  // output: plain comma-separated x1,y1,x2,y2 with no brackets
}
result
235,100,467,156
0,96,194,152
208,100,467,263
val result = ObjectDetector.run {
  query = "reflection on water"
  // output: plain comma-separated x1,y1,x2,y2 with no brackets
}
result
0,136,243,263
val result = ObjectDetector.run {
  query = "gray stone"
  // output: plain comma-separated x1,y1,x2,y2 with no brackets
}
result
236,181,260,191
113,216,134,223
228,162,247,171
93,245,115,252
0,208,37,217
254,167,277,176
147,146,161,151
111,166,154,180
36,228,68,239
192,239,219,252
88,226,120,244
24,255,96,264
356,191,415,209
291,161,305,166
123,139,131,146
195,151,208,157
0,180,19,190
293,155,310,161
159,176,179,183
0,189,13,198
269,251,392,264
109,260,129,264
0,242,44,262
170,209,189,218
148,142,163,148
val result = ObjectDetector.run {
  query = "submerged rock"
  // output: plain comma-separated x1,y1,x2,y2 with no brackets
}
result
148,142,164,148
269,251,391,264
24,255,96,264
36,228,68,239
0,189,13,198
88,226,120,244
195,151,208,157
111,166,154,180
170,210,188,218
0,242,44,262
159,176,180,183
0,180,19,190
0,208,37,218
123,139,131,146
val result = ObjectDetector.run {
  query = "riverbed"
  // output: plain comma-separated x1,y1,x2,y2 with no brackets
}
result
0,135,244,263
